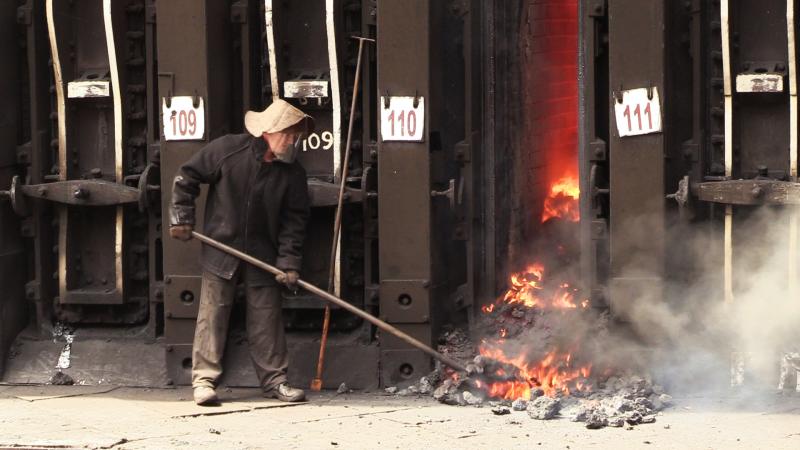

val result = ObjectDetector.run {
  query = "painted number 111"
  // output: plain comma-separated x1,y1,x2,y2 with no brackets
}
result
622,103,652,133
613,87,662,137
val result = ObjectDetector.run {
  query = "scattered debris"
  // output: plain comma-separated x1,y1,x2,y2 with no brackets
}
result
48,371,74,386
491,406,511,415
384,386,397,394
337,383,349,394
208,428,221,435
511,398,528,411
527,396,561,420
423,334,672,431
585,411,608,429
53,323,75,370
462,391,483,406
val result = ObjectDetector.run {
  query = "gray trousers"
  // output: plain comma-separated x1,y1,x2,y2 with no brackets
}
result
192,270,288,391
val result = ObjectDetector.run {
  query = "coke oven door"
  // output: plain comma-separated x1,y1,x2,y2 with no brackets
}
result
0,1,28,376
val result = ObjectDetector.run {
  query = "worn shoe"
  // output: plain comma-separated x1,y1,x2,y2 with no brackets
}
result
264,383,306,402
193,386,220,406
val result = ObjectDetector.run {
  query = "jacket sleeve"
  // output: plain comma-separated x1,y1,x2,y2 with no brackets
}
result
169,138,227,226
275,165,311,271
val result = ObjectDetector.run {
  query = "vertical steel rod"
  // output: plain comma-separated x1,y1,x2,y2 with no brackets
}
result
312,36,374,391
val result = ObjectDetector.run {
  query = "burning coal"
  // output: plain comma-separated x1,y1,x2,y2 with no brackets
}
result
541,176,580,223
475,263,593,399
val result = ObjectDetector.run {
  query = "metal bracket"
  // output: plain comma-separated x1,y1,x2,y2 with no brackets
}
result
0,175,29,216
137,163,161,212
695,179,800,205
0,175,142,216
157,72,175,99
431,179,457,211
307,179,364,207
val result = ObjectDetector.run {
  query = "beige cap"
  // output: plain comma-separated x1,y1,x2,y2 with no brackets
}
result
244,99,313,137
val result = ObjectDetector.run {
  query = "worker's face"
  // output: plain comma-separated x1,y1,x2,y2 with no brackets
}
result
263,130,304,163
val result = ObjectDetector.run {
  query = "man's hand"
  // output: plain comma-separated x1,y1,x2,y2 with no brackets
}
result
276,270,299,290
169,224,193,241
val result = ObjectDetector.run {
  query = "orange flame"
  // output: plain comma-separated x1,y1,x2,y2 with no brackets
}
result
541,176,580,223
478,345,592,399
476,264,591,400
491,263,588,311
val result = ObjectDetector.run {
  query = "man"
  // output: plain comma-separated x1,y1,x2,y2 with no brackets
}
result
169,99,312,406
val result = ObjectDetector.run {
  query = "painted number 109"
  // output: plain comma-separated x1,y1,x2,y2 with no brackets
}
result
301,131,334,151
170,109,197,136
387,109,418,138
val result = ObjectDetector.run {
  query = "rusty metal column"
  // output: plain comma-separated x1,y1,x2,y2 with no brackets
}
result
157,0,233,385
607,1,665,316
377,0,436,385
0,0,27,374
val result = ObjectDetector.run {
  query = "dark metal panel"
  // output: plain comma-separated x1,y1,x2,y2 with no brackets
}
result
157,0,228,349
607,0,665,314
377,0,432,290
379,280,430,323
164,275,201,319
377,0,435,384
731,0,790,177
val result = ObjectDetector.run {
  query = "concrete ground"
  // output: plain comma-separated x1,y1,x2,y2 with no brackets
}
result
0,385,799,450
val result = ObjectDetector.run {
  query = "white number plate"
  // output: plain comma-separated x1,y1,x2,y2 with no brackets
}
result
613,87,662,137
162,96,205,141
380,96,425,142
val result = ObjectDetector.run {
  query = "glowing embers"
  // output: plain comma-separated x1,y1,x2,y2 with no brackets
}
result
541,176,580,223
483,263,587,312
476,264,592,399
476,346,592,399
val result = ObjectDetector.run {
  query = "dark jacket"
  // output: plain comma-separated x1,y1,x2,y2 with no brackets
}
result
170,133,310,286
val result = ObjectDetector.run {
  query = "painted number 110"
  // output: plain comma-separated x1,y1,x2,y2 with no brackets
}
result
387,109,418,138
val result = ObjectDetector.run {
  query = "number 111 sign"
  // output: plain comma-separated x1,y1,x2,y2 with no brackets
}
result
613,87,662,137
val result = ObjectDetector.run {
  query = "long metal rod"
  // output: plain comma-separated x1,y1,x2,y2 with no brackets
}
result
721,0,744,388
191,231,468,373
312,36,374,390
721,0,734,307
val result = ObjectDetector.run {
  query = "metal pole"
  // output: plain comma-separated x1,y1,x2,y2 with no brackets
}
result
191,231,468,373
311,36,375,391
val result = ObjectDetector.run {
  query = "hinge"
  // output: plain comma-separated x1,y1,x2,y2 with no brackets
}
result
16,4,31,26
230,1,248,24
25,280,41,302
146,1,157,24
17,142,31,166
588,1,606,18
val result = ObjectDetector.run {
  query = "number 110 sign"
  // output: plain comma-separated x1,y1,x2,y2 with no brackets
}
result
380,96,425,142
613,87,662,137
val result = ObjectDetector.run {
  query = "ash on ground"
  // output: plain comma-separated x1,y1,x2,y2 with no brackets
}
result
395,366,671,430
388,327,672,430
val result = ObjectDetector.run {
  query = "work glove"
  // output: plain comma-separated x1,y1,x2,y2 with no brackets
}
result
276,270,299,291
169,224,193,241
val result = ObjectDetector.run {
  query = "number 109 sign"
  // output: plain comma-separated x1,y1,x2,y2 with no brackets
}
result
380,96,425,142
613,87,662,137
162,96,206,141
